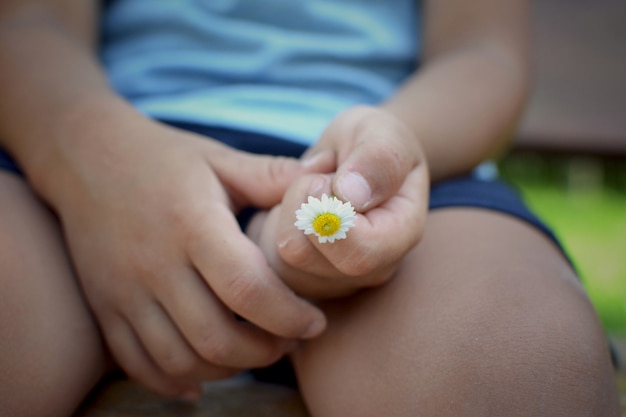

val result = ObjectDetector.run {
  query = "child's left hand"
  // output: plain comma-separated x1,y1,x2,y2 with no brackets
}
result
247,106,430,298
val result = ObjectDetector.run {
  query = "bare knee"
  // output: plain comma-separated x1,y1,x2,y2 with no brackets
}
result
437,279,619,416
294,267,620,417
294,209,620,417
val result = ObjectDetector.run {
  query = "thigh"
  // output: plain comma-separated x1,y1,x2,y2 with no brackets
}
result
0,173,106,417
292,208,619,417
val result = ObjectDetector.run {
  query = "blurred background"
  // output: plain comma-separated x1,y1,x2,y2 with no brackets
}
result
502,0,626,337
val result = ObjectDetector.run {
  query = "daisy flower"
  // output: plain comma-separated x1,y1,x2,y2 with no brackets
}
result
295,194,357,243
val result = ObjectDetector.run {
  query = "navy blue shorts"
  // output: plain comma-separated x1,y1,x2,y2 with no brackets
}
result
0,147,20,175
0,120,567,260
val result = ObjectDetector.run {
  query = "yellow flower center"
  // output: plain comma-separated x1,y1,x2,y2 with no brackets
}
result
312,213,342,236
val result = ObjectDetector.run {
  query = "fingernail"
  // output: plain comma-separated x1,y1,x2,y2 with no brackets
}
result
337,172,371,209
302,317,326,339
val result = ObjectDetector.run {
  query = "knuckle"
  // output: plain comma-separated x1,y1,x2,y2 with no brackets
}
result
269,156,298,178
110,281,139,308
368,139,405,168
255,350,285,369
184,220,211,259
169,205,205,245
224,269,264,311
335,258,375,277
159,352,196,378
119,360,143,381
334,247,378,277
117,247,168,289
354,110,416,162
262,156,300,192
195,333,234,366
277,237,313,269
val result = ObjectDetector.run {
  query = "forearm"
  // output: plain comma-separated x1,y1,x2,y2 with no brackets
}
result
0,4,143,200
382,0,529,182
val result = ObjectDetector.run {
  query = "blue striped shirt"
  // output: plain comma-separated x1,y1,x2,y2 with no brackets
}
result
100,0,419,145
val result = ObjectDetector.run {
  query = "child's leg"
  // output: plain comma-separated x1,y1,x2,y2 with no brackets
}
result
0,173,106,417
293,208,620,417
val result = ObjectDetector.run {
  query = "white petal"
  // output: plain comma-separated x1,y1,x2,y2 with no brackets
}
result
294,193,357,243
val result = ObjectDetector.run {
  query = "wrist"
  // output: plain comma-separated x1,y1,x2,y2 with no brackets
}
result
19,93,154,208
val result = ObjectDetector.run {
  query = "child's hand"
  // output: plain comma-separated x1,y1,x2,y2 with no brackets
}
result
47,120,332,399
247,106,430,298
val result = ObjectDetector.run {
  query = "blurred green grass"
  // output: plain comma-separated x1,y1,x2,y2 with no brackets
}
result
499,152,626,336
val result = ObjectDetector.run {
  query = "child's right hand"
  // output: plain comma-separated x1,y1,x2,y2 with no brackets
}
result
247,106,430,299
42,118,330,399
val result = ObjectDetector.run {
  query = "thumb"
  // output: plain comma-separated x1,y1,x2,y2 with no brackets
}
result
332,134,419,212
207,144,335,208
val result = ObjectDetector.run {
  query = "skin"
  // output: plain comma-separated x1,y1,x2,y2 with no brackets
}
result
291,208,620,417
0,1,620,416
0,0,333,405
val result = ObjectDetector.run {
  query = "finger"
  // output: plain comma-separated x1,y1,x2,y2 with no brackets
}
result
204,140,335,209
272,174,341,277
158,265,298,369
318,106,423,211
102,313,202,399
320,167,429,277
269,173,393,297
128,298,238,381
187,208,327,339
278,169,427,282
257,201,353,298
